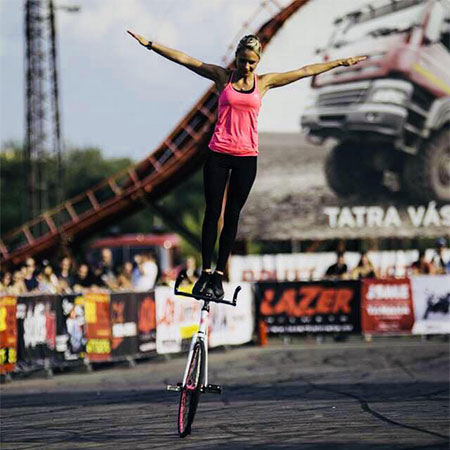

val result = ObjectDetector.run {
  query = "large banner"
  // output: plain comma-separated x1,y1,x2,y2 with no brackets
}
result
16,294,57,369
0,295,17,374
84,292,111,362
361,278,415,334
411,275,450,335
155,283,254,354
256,280,361,334
56,294,87,363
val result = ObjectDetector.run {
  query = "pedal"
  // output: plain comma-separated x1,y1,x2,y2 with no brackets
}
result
167,383,182,392
202,384,222,394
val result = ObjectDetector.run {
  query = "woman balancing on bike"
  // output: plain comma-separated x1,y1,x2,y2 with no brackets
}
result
128,31,366,299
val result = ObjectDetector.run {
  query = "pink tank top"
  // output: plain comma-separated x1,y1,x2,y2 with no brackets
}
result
209,71,262,157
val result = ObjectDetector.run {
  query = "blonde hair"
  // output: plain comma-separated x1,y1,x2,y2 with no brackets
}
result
236,35,262,59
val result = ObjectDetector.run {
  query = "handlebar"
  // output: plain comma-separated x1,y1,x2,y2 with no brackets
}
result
174,272,240,306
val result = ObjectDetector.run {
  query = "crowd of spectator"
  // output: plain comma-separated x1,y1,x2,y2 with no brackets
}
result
1,240,448,295
324,239,449,280
0,248,162,295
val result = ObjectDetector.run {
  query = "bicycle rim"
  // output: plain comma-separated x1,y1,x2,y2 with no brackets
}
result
178,341,204,438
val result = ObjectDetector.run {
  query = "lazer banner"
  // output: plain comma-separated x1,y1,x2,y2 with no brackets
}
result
361,278,415,334
256,280,361,334
16,294,57,369
84,292,111,362
56,293,87,362
0,295,17,374
411,275,450,335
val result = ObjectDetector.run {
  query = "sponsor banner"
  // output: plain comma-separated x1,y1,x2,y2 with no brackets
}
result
55,294,87,362
110,292,138,359
16,294,57,369
230,249,450,282
411,275,450,335
256,280,361,334
84,292,112,362
136,292,157,354
155,283,254,354
209,283,253,348
0,296,18,374
361,279,414,334
155,285,201,354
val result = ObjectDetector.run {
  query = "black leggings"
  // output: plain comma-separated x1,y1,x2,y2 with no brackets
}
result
201,151,257,272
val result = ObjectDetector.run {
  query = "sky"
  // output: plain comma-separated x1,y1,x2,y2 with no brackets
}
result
0,0,361,160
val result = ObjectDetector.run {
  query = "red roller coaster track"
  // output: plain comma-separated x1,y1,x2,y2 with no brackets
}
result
1,0,310,268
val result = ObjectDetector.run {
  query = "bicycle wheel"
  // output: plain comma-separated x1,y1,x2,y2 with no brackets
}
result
178,340,205,437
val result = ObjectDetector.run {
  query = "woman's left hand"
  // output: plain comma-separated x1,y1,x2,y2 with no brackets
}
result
127,30,151,48
340,56,368,66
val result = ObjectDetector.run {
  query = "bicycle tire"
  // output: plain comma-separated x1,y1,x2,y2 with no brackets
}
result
177,340,205,437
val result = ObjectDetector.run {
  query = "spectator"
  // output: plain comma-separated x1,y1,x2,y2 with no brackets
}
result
23,257,39,292
325,251,348,279
38,261,59,293
132,254,143,286
135,252,158,291
58,257,74,291
71,263,99,292
411,250,435,275
351,252,378,279
116,262,133,290
95,248,117,289
432,238,449,274
179,256,200,285
10,270,27,295
0,272,12,293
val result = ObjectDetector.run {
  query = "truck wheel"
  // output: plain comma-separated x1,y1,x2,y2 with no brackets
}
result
325,144,383,197
402,129,450,202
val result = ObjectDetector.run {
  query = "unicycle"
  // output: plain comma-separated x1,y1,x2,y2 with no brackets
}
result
167,272,241,437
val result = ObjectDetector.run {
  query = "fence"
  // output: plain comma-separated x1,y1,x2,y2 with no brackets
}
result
1,276,448,375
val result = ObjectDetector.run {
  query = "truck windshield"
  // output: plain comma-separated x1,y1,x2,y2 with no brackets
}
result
331,3,426,47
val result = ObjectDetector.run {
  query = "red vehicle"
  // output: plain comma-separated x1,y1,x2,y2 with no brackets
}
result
86,233,182,273
301,0,450,201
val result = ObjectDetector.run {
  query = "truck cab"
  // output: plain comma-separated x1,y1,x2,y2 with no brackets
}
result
301,0,450,201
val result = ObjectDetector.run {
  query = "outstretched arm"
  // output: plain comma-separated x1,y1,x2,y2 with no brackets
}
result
260,56,367,92
127,31,228,85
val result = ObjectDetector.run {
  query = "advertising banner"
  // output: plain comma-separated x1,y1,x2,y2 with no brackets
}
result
209,283,254,348
155,285,201,354
110,292,138,359
0,295,17,374
411,275,450,335
155,283,254,354
136,292,157,354
256,280,361,334
84,292,111,362
16,294,57,369
361,278,414,334
55,294,87,362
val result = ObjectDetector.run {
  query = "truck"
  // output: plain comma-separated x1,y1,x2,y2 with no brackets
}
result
301,0,450,202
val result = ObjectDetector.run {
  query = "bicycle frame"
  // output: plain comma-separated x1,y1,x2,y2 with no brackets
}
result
182,302,210,388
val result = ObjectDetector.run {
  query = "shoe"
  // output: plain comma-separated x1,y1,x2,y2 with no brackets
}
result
192,271,211,296
205,272,224,299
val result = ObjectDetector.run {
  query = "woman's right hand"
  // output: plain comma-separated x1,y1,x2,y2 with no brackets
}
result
127,30,151,47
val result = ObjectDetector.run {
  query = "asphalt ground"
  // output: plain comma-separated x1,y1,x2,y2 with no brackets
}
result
1,337,449,450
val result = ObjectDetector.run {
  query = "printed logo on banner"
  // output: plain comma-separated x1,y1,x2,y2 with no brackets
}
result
0,296,17,373
56,295,87,361
257,281,361,334
411,275,450,335
84,293,111,362
361,279,415,334
137,294,157,353
16,295,58,369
